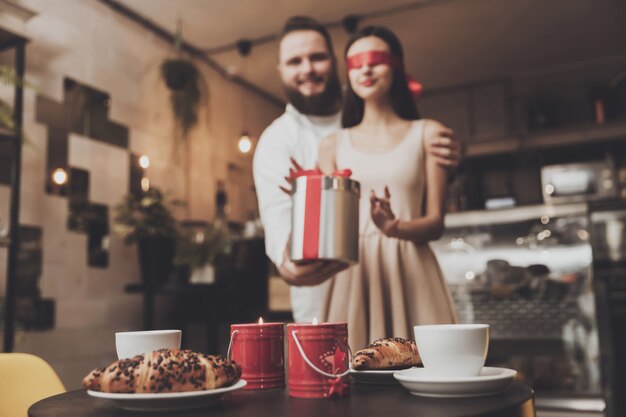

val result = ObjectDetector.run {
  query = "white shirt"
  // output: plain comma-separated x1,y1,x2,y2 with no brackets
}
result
253,104,341,323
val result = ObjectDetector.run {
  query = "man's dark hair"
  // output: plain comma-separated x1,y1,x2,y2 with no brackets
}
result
342,26,420,128
281,16,335,56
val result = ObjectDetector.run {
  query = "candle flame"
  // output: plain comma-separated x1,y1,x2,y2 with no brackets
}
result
258,317,264,325
312,317,318,325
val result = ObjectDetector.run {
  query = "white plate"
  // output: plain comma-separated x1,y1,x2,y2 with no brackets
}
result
87,379,247,411
350,368,401,385
394,367,516,398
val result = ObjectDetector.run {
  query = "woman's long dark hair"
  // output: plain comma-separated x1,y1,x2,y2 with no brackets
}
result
342,26,420,128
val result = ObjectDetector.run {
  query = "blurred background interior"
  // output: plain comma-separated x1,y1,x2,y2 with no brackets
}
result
0,1,625,416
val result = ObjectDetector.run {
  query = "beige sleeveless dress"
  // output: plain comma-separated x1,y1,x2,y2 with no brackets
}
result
320,120,458,350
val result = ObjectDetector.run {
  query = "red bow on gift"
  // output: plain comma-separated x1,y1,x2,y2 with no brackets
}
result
290,168,352,180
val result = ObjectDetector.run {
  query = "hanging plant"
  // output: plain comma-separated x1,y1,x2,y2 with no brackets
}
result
160,58,203,138
160,21,208,140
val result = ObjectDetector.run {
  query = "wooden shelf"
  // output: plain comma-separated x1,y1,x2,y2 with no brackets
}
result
464,120,626,158
445,202,587,228
465,138,520,157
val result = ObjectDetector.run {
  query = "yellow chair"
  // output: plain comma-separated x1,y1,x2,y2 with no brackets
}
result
0,353,66,417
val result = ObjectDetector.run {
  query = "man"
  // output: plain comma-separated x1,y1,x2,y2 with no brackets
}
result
253,16,460,323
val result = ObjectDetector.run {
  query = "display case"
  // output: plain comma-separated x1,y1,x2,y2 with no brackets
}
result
588,200,626,417
432,203,604,412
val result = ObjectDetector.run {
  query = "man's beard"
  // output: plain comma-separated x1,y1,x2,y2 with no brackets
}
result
284,72,342,116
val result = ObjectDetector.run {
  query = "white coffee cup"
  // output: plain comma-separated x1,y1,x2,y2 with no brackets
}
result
115,329,182,359
413,324,489,378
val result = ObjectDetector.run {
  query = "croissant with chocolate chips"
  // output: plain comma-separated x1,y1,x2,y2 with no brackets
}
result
82,349,241,393
351,337,421,370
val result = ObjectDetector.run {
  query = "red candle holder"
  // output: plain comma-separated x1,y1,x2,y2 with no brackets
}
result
228,322,284,390
287,322,350,398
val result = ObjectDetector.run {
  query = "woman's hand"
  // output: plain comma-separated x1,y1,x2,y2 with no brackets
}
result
370,186,400,237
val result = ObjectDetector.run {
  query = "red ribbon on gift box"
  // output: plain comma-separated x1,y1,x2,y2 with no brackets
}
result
291,169,353,259
303,174,321,259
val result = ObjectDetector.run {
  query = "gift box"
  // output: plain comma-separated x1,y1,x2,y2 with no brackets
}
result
290,169,360,264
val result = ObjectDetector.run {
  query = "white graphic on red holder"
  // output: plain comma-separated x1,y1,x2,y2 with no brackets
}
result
291,330,351,397
318,345,347,373
318,345,349,397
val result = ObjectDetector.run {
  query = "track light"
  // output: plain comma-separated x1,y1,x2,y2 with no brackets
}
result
342,15,359,34
236,39,253,57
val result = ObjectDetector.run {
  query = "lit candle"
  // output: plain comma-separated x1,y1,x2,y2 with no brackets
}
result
287,320,350,398
229,318,284,390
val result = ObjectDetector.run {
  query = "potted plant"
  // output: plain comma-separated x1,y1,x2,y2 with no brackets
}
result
174,223,228,284
113,188,184,286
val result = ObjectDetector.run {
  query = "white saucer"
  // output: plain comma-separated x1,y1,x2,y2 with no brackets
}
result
350,368,401,385
393,367,516,398
87,379,247,411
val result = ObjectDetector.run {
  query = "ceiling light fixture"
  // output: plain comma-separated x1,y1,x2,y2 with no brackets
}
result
52,168,68,185
237,47,253,155
238,134,252,154
138,155,150,169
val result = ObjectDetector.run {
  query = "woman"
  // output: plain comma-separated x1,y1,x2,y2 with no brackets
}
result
318,26,458,349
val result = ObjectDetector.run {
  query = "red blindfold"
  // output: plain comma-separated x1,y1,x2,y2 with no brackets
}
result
345,51,423,99
345,51,403,71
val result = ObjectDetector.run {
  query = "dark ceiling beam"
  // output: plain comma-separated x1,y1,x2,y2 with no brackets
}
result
202,0,459,56
206,33,278,56
98,0,285,109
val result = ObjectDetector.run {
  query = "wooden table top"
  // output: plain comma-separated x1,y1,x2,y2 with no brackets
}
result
29,381,534,417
